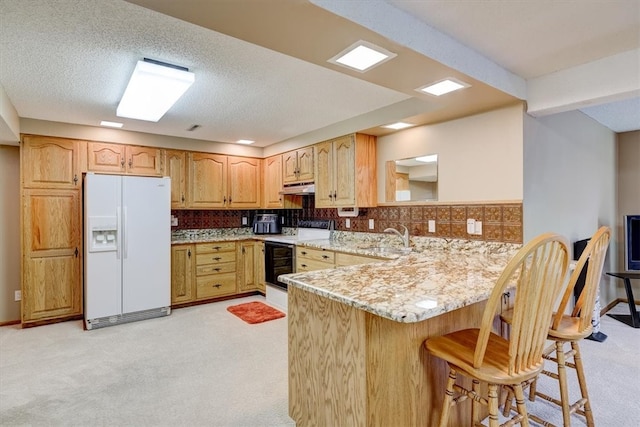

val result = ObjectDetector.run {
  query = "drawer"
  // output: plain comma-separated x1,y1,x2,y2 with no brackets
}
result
196,241,236,254
196,273,237,299
196,262,236,276
296,258,334,272
196,251,236,266
296,247,335,263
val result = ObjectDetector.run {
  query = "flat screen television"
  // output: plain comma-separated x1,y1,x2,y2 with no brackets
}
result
624,215,640,271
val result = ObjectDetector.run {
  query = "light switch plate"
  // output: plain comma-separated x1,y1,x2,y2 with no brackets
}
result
466,219,475,234
242,216,248,225
14,290,21,301
474,221,483,235
171,215,178,226
428,219,436,233
369,218,375,229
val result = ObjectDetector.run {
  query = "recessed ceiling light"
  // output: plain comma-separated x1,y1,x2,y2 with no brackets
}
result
416,154,438,163
382,122,413,130
117,58,195,122
236,139,255,145
328,40,396,73
100,121,123,128
417,78,470,96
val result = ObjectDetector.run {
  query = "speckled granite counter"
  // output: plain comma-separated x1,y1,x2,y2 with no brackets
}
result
280,249,513,323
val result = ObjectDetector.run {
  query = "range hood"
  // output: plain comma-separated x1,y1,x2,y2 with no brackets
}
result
279,183,315,195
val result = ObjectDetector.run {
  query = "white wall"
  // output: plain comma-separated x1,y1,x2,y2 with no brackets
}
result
0,145,21,323
523,111,619,305
377,103,524,203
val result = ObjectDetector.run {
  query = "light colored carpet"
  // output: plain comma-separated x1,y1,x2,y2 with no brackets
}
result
1,298,638,426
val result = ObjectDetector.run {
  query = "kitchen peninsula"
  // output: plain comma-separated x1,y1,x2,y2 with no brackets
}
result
280,245,517,426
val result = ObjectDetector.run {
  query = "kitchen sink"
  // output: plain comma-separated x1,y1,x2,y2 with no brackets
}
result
364,246,412,255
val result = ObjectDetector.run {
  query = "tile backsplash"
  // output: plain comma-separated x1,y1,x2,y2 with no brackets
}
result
171,197,523,244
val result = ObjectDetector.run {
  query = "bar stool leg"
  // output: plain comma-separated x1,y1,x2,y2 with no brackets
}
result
488,383,500,427
572,341,595,427
513,383,530,427
472,379,480,424
556,341,572,426
438,368,457,427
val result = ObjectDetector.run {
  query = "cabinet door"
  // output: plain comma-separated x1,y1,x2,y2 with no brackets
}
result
238,241,257,292
87,142,126,173
126,146,162,176
171,245,194,304
228,156,261,208
283,150,299,184
314,140,334,208
332,135,356,207
296,147,314,182
166,150,187,208
264,155,284,208
22,189,82,322
256,241,265,293
188,153,227,208
22,135,79,189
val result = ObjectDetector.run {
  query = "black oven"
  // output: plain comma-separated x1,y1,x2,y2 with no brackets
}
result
264,241,294,290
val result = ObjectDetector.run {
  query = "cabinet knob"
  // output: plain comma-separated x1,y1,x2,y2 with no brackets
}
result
121,160,125,168
128,158,133,167
322,255,329,259
73,174,78,185
181,194,185,203
301,251,307,255
187,249,191,257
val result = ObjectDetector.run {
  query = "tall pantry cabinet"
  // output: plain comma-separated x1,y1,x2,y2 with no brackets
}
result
20,135,83,325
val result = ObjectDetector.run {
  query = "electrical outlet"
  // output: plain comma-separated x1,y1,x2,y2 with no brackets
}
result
242,216,248,226
345,218,351,228
14,290,21,301
428,219,436,233
368,219,375,230
170,215,178,226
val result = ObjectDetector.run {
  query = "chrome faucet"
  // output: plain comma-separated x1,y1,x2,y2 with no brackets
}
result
384,225,410,249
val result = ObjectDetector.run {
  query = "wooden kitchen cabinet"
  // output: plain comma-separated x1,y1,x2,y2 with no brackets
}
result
165,150,188,208
238,241,261,293
256,241,265,293
194,242,237,299
21,135,80,189
283,146,314,184
21,189,82,324
314,133,377,208
87,142,162,176
188,153,261,209
335,252,384,267
264,154,284,208
171,244,194,304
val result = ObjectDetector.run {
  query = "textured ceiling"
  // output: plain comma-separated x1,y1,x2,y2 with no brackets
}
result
0,0,638,149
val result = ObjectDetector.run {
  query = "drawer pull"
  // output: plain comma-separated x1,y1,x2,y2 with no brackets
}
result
301,264,307,268
212,257,221,261
301,251,307,255
214,268,221,272
213,284,222,288
322,255,329,259
212,246,221,250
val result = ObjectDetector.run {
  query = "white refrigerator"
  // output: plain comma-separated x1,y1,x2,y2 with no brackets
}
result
84,173,171,330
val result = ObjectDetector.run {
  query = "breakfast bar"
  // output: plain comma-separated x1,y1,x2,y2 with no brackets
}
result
280,248,515,426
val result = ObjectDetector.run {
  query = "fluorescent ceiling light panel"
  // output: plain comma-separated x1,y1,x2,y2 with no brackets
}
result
415,154,438,163
382,122,413,130
329,41,396,72
418,78,470,96
100,120,123,128
236,139,255,145
117,59,195,122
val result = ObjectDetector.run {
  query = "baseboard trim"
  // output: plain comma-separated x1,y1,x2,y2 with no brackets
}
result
0,319,21,327
601,298,640,316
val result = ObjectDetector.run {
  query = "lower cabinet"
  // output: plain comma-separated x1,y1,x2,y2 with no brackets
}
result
296,246,385,272
170,244,194,304
195,242,237,299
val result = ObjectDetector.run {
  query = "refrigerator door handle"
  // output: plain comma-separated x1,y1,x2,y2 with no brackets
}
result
116,207,122,260
122,206,128,259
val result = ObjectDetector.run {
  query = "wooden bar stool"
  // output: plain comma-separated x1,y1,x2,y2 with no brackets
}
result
425,233,570,427
502,226,610,426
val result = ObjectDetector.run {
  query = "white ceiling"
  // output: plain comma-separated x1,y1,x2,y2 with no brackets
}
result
0,0,638,149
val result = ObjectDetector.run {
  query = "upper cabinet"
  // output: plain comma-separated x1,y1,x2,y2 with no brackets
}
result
283,146,314,184
22,135,80,189
87,142,162,176
165,150,188,209
188,153,261,209
314,133,377,208
264,154,284,208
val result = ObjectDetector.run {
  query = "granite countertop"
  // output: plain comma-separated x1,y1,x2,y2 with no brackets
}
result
278,249,514,324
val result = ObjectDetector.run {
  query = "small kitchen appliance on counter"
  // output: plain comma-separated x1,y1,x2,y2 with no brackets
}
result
252,213,282,235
